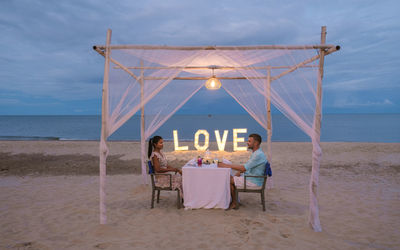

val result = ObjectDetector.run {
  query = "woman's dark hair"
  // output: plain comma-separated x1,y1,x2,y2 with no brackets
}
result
148,135,163,158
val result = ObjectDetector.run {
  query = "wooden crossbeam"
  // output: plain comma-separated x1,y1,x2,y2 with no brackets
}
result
113,65,318,70
94,44,339,50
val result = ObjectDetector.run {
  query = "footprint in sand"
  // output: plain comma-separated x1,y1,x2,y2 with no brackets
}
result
268,202,278,211
266,215,278,223
13,242,33,248
235,227,250,243
240,218,264,228
94,242,113,249
279,231,290,238
235,227,249,236
13,241,50,249
240,218,252,226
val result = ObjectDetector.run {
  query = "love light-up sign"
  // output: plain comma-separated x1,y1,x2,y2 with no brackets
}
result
173,128,247,151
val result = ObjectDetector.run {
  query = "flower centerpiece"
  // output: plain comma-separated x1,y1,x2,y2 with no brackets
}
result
202,149,216,164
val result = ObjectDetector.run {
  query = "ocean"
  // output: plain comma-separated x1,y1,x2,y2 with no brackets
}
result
0,114,399,142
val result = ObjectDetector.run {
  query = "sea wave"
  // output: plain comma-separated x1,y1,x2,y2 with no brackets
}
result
0,136,60,141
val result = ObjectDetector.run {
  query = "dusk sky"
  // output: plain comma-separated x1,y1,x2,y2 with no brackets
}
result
1,0,399,115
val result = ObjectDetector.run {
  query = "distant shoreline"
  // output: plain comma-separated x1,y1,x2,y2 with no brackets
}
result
0,141,398,177
1,114,399,142
2,138,400,143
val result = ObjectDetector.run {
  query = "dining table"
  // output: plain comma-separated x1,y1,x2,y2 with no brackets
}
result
182,159,231,209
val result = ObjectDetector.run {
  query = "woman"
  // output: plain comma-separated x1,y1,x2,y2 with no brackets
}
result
148,136,183,196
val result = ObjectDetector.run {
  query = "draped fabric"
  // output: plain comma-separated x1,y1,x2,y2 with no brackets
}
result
98,44,332,232
106,48,319,141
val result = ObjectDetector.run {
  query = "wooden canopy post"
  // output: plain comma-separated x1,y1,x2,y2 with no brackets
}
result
265,67,272,164
265,66,273,188
140,60,148,184
99,29,112,224
309,26,326,232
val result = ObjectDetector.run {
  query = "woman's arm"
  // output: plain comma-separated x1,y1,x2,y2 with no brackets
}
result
165,165,177,172
167,165,182,174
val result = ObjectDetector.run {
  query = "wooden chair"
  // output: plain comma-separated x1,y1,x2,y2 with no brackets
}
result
235,162,271,211
148,160,181,209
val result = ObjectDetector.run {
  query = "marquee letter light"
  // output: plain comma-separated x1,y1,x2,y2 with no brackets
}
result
215,130,229,151
194,129,209,151
233,128,247,151
173,130,188,151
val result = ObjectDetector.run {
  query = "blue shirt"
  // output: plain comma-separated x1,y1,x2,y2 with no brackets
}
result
244,148,268,186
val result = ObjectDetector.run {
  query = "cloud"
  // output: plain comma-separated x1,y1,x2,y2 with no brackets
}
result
333,98,394,108
0,80,101,101
0,98,21,105
0,0,400,114
325,78,382,91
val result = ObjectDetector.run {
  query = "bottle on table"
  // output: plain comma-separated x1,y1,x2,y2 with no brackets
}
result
197,156,202,167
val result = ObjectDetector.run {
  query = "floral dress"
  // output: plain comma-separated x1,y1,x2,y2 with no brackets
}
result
150,151,183,197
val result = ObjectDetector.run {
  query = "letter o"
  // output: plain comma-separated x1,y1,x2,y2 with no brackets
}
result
194,130,209,151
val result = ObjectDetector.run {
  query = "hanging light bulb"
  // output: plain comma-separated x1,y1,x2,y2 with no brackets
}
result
205,68,221,90
205,76,221,90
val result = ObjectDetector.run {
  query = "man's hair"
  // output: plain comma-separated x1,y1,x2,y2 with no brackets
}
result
249,133,262,144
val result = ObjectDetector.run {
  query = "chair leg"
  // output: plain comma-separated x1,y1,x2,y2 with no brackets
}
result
235,190,239,205
177,190,181,209
261,190,266,211
151,189,155,209
157,190,160,203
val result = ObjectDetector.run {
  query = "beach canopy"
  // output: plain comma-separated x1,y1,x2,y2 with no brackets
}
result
93,27,340,232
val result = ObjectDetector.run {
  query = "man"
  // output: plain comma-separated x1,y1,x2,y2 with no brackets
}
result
218,133,268,210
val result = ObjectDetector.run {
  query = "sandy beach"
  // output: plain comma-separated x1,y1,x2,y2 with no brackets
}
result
0,141,399,249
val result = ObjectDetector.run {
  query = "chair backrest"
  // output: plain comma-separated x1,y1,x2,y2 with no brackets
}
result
147,160,155,174
264,161,272,177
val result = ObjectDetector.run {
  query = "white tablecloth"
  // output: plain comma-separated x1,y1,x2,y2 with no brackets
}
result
182,160,231,209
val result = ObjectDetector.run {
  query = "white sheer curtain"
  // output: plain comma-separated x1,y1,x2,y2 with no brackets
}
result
100,46,325,231
218,48,321,231
107,49,204,136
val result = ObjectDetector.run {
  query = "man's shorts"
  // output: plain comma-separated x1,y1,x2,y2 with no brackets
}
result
233,176,259,189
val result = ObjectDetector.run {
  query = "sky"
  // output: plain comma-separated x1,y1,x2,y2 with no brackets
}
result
0,0,399,115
